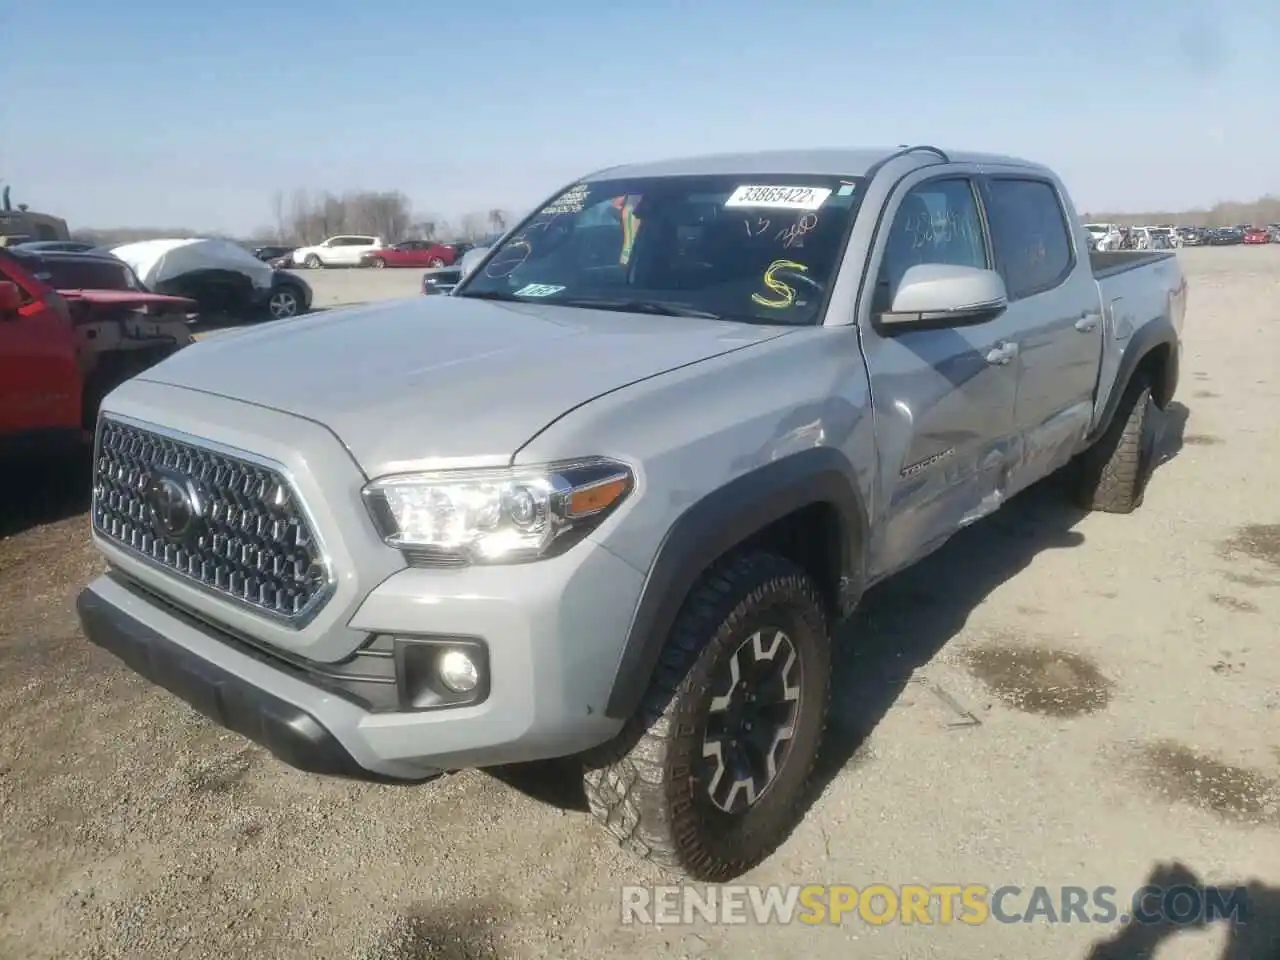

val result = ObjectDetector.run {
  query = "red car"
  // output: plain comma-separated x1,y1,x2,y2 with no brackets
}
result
362,240,458,269
0,248,193,459
1243,227,1270,245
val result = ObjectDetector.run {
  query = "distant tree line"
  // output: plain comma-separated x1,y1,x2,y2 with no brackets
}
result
72,189,518,249
1083,195,1280,227
266,189,514,246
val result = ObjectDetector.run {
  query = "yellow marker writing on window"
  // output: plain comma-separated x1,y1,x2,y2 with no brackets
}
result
752,259,808,308
616,195,641,265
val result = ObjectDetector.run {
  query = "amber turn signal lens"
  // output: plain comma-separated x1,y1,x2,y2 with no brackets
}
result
567,476,630,518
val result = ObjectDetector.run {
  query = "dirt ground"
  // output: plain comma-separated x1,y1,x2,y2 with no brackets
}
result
2,247,1279,960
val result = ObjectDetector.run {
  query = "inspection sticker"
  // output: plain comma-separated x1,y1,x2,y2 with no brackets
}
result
724,185,832,210
514,283,565,297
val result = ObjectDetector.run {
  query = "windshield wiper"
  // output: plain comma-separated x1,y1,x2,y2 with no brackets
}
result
555,297,724,320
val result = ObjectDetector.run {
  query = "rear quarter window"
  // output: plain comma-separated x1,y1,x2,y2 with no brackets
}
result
983,179,1074,300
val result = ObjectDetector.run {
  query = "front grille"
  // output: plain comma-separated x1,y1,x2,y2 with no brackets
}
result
92,417,332,625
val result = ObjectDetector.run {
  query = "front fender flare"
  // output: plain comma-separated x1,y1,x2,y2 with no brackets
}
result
603,446,868,720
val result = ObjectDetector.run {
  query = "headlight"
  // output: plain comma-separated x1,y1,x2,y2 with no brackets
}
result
362,458,634,565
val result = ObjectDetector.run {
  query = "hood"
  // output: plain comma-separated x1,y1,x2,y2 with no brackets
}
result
138,296,791,475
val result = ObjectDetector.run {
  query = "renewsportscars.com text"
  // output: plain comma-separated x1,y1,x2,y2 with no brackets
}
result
620,883,1251,927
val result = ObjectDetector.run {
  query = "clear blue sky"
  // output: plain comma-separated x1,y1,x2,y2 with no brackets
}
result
3,0,1276,233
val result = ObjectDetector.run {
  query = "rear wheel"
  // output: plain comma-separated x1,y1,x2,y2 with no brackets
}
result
1071,374,1158,513
582,551,831,881
304,254,322,269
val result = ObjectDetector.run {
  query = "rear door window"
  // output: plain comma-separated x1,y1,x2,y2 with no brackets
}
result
982,179,1074,300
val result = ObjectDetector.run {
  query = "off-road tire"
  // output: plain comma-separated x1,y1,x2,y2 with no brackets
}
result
581,551,831,881
1072,374,1156,513
304,254,323,269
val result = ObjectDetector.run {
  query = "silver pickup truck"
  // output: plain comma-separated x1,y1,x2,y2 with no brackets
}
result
77,146,1186,881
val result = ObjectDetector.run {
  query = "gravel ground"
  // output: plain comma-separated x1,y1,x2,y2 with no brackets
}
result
2,247,1279,959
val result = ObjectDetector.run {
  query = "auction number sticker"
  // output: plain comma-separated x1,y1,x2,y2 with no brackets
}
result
515,283,565,297
724,185,832,210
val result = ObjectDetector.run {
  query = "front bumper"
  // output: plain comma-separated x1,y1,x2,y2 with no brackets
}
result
78,534,642,780
78,580,393,780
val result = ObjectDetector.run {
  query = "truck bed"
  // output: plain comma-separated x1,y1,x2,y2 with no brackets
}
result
1090,250,1175,280
1088,248,1186,438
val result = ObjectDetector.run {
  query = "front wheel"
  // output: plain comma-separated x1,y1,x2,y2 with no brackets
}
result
265,288,301,320
304,254,323,269
427,256,446,268
370,257,386,269
582,551,831,881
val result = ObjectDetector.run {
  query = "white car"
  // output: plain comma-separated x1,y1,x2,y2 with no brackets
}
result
1083,223,1122,252
291,235,385,269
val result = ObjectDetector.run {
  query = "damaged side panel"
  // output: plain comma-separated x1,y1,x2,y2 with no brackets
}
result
861,321,1020,583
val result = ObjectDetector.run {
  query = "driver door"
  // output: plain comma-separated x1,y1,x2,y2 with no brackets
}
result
857,173,1023,580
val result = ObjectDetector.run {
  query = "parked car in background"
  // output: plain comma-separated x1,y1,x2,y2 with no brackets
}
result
1177,227,1203,246
10,247,153,295
450,233,505,260
77,145,1187,881
422,243,494,295
1208,227,1244,245
1148,227,1177,250
11,239,101,254
113,238,313,321
1242,226,1271,245
0,187,71,246
421,266,463,295
0,247,194,459
1083,223,1122,251
290,235,385,269
253,245,296,262
363,240,458,269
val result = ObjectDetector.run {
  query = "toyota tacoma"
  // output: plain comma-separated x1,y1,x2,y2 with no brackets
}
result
77,146,1186,880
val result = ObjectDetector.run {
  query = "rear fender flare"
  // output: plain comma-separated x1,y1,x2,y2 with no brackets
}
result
1090,317,1179,444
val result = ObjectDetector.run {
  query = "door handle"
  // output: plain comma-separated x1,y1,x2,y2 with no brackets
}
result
985,341,1018,365
1075,313,1099,332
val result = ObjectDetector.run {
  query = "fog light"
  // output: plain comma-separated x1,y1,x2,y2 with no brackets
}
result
438,650,479,693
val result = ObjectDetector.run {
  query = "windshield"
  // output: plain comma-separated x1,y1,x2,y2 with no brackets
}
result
455,174,865,324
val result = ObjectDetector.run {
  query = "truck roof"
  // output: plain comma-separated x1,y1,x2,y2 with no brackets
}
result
582,147,1048,181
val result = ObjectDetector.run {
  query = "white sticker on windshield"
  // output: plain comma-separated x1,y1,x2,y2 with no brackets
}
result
724,185,832,210
542,184,589,215
515,283,565,297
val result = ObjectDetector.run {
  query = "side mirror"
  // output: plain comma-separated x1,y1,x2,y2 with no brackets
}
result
879,264,1008,329
0,280,22,314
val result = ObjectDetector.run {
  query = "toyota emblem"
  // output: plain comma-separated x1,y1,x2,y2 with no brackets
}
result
145,469,202,541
